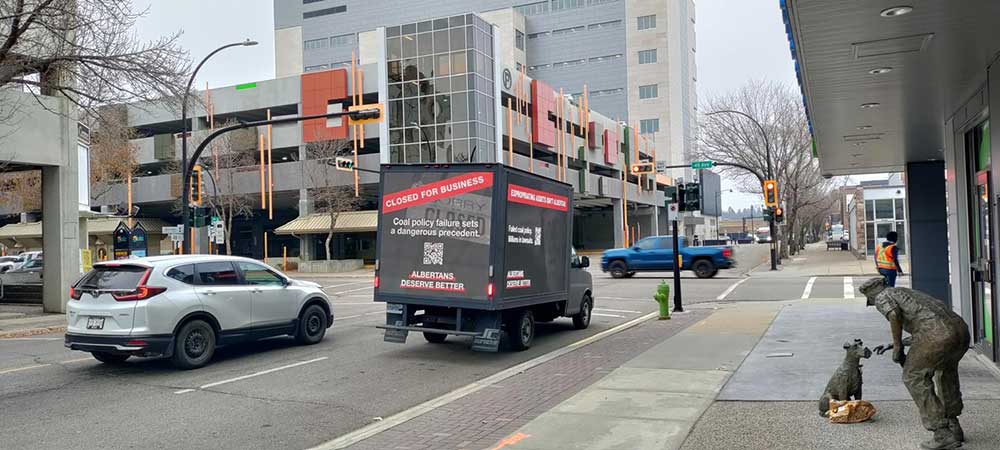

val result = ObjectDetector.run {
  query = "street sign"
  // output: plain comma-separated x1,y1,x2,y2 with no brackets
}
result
212,221,225,244
691,160,714,170
162,225,184,235
668,203,678,222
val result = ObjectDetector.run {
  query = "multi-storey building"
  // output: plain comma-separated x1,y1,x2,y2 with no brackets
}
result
273,0,697,178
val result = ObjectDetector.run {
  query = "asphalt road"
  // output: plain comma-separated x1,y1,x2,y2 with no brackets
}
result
0,245,776,450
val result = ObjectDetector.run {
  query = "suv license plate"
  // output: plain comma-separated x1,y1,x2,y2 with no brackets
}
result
386,303,403,314
86,317,105,330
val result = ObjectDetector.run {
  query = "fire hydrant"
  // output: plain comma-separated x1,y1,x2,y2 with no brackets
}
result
654,281,670,320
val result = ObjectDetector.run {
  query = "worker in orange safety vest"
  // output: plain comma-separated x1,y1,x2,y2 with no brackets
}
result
875,231,904,287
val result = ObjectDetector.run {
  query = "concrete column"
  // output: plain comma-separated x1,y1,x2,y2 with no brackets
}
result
612,198,624,248
905,161,950,304
41,164,80,313
651,206,660,235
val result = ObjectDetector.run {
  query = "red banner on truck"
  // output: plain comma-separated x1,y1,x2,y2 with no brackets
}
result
383,172,494,214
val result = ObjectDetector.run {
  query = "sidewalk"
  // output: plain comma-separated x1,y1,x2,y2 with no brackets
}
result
496,300,1000,450
753,243,910,278
0,304,65,338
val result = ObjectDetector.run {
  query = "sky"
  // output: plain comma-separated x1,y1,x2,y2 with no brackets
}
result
131,0,883,210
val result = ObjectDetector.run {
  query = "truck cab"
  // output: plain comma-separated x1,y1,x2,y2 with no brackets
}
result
600,236,735,279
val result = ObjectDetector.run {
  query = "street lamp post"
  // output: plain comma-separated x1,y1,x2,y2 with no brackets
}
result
181,39,257,253
706,109,778,270
407,122,434,162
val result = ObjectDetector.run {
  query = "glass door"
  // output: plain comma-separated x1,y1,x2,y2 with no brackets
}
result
967,120,995,360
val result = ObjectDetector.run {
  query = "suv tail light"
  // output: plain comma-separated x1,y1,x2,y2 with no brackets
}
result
374,275,380,289
69,287,83,300
112,269,166,302
722,248,732,259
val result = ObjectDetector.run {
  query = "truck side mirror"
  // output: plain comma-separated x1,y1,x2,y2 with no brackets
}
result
580,256,590,268
632,246,641,251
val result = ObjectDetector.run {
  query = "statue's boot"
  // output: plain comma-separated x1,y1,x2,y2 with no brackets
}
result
920,429,962,449
948,419,965,442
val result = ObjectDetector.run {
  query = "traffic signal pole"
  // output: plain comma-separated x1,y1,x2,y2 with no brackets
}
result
671,219,683,312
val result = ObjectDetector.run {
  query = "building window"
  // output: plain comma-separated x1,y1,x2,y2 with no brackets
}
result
639,118,659,134
514,1,549,16
638,84,658,99
551,25,586,35
551,0,584,12
330,33,355,47
527,31,548,39
586,0,618,4
515,30,525,50
638,49,657,64
303,0,324,3
588,20,622,30
303,5,346,19
637,14,656,30
304,38,328,51
304,64,329,72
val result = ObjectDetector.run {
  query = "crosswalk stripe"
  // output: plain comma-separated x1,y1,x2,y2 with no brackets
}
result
717,277,750,301
801,276,817,299
844,277,855,299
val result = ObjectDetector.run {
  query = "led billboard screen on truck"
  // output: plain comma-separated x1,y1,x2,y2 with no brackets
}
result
378,170,494,301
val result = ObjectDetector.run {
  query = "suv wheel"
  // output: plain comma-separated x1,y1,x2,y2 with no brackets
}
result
91,352,130,364
572,295,592,330
609,261,628,279
171,319,216,370
506,309,535,351
295,304,328,345
692,260,716,279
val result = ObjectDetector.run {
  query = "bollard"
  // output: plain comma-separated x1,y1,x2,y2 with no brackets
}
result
654,281,671,320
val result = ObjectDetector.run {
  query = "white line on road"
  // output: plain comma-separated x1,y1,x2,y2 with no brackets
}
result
844,277,855,299
593,308,641,314
174,357,329,394
322,281,371,289
716,277,750,300
801,276,817,299
0,337,61,341
337,311,384,321
308,311,660,450
0,363,50,375
597,297,646,301
591,312,625,318
329,286,373,296
330,302,379,306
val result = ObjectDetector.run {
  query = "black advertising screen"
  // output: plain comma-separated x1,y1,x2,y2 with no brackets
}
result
502,172,570,297
378,170,493,301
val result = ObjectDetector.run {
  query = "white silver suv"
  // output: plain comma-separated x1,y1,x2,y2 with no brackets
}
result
64,255,333,369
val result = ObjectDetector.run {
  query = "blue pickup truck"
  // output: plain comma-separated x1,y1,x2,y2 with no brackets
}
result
600,236,735,279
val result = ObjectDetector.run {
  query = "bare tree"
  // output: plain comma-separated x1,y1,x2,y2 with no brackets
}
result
0,0,189,122
89,105,137,206
697,80,834,256
0,168,40,213
201,121,255,255
304,139,362,260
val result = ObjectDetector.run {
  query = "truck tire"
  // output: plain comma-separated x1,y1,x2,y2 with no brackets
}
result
423,332,447,343
609,261,628,278
506,309,535,351
692,260,716,279
572,295,592,330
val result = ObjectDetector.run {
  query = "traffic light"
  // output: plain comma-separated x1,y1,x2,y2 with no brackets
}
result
774,207,785,223
347,104,385,125
762,206,774,222
631,162,655,175
763,179,779,207
335,156,355,172
683,182,701,212
190,165,204,206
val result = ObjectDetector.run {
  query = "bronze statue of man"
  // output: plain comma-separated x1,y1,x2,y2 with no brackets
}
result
859,277,971,450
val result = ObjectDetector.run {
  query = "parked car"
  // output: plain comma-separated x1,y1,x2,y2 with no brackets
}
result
64,255,333,369
0,256,44,285
0,256,19,273
601,236,735,279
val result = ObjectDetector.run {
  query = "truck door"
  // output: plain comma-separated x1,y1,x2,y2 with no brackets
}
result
629,237,659,269
653,237,675,269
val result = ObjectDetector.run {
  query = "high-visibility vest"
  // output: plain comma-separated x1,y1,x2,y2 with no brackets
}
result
875,243,897,270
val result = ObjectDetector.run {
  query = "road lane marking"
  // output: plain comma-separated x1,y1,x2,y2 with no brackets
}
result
329,286,373,296
716,277,750,300
844,277,855,299
0,337,61,341
308,311,660,450
331,302,379,306
599,297,647,301
337,311,384,321
801,277,817,299
592,313,625,318
60,357,95,364
0,363,50,375
594,308,641,314
174,357,329,394
322,281,371,289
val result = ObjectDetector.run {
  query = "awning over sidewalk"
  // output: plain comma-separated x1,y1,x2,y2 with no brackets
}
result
0,217,172,248
275,211,378,235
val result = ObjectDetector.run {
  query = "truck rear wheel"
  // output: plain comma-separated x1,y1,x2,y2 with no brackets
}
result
506,309,535,351
692,260,716,278
423,332,447,344
609,261,628,278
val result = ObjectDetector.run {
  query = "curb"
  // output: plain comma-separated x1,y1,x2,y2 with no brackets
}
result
0,325,66,340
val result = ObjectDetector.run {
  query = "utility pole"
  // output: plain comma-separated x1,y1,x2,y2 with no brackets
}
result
671,219,683,312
